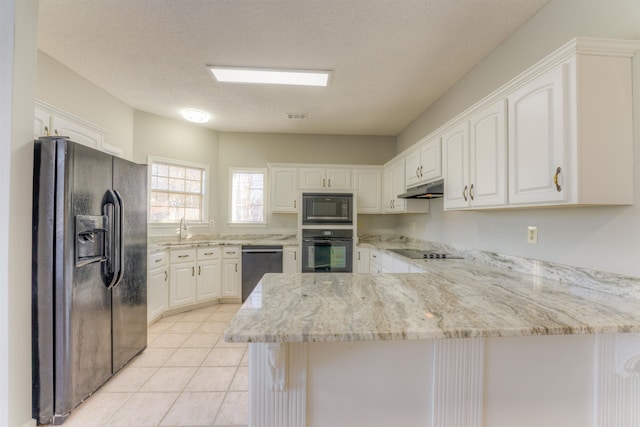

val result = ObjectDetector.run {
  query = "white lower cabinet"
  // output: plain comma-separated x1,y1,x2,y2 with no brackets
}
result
147,251,168,323
196,248,221,302
169,249,197,308
355,247,370,273
369,249,382,273
283,247,299,273
221,246,242,300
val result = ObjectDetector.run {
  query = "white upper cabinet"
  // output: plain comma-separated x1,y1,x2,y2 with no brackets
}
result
443,122,470,209
506,42,635,207
405,137,442,188
507,65,566,206
444,99,507,210
353,168,382,213
269,166,298,213
470,100,507,208
383,158,405,213
35,101,110,153
441,38,637,209
298,167,351,190
383,157,429,214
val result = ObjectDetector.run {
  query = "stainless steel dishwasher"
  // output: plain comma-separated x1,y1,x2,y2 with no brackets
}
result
241,245,283,302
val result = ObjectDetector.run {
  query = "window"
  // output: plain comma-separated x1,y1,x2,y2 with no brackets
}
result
230,168,266,224
148,156,208,223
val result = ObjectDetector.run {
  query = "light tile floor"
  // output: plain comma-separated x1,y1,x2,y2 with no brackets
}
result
46,304,248,427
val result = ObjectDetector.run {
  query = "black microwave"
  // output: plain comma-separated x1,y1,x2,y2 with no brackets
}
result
302,193,353,225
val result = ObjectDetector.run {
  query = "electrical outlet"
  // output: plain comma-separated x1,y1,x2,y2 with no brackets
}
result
527,226,538,244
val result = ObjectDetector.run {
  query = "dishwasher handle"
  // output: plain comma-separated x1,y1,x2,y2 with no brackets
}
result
241,248,283,254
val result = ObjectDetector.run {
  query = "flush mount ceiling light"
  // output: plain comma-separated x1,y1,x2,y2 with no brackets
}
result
208,66,331,87
182,109,210,123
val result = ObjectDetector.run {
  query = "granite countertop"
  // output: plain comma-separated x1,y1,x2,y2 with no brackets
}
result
148,234,298,253
224,258,640,343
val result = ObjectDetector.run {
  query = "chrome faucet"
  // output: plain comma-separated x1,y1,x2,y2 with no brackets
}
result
179,217,188,240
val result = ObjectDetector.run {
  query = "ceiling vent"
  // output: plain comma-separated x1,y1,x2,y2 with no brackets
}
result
286,113,308,120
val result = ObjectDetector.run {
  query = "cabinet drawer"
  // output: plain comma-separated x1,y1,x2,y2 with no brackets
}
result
222,247,240,258
148,251,167,270
170,249,196,263
198,247,221,260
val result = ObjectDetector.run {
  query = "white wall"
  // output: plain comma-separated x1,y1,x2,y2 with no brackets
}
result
216,132,397,234
395,0,640,277
6,0,39,426
133,110,219,237
36,51,135,161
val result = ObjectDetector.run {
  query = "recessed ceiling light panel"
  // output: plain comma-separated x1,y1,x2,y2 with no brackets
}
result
208,66,331,87
182,109,210,123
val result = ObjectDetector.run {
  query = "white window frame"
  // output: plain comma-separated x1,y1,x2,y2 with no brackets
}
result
228,167,267,226
147,155,209,224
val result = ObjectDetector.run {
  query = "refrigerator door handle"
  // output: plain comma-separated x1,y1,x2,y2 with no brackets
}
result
102,189,122,288
111,190,125,288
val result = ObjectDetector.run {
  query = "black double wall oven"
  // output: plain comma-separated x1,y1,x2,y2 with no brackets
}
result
301,192,354,273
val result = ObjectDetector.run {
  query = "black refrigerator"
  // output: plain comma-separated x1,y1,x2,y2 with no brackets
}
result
32,137,148,425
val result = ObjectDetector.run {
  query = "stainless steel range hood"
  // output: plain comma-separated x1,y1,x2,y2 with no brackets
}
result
397,180,444,199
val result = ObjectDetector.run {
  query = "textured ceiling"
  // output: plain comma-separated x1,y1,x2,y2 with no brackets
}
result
37,0,549,136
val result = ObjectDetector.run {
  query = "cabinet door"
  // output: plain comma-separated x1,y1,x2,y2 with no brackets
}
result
443,122,470,210
391,160,405,212
404,149,422,188
148,267,167,323
325,168,351,189
353,168,382,213
469,100,507,208
508,66,566,205
197,260,221,302
283,247,299,273
270,167,298,212
419,138,442,183
222,259,241,299
298,167,325,189
383,166,394,213
169,263,196,308
355,248,370,273
51,115,103,150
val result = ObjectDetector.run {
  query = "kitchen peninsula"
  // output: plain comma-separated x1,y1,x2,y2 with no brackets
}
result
225,250,640,427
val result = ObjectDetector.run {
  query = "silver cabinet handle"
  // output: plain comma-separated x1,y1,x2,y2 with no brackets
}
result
154,258,162,263
198,265,201,275
164,271,168,281
192,266,195,276
322,178,326,187
294,200,296,208
469,184,474,201
235,263,238,273
420,165,423,177
328,179,331,187
178,254,189,258
463,185,468,202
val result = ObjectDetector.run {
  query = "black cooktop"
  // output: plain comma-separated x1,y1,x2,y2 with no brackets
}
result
387,248,463,260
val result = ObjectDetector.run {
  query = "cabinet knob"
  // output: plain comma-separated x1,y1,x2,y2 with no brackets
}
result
554,167,562,192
